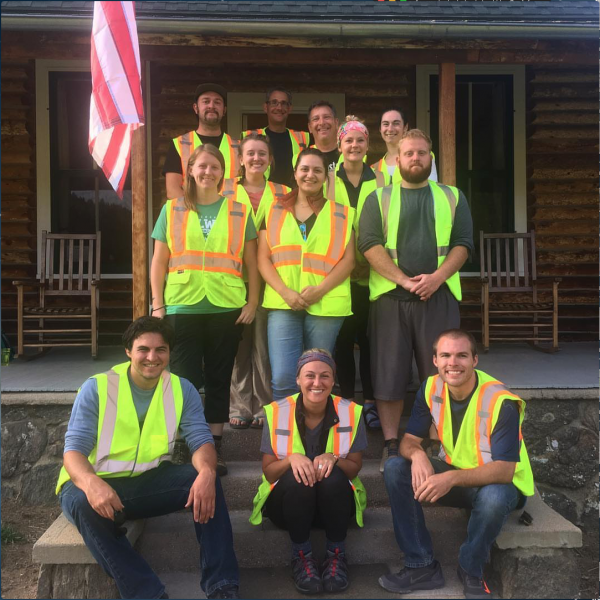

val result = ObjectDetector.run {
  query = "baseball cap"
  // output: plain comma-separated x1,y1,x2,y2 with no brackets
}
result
194,83,227,105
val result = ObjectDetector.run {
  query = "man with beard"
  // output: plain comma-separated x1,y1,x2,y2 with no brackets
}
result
242,87,310,186
358,129,473,473
163,83,239,198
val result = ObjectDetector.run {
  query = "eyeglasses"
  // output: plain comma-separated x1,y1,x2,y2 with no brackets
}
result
267,100,291,108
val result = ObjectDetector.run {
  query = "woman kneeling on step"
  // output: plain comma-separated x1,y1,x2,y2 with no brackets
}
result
249,349,367,595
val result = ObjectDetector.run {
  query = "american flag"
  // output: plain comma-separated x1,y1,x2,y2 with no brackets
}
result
89,1,144,199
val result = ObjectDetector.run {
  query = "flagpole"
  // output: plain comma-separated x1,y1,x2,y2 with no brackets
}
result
131,114,148,320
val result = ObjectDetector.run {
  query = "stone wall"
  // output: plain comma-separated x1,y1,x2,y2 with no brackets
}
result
2,397,598,535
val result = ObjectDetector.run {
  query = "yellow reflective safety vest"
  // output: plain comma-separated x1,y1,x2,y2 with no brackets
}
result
262,199,355,316
250,393,367,526
370,151,437,186
173,131,240,180
243,129,309,180
56,362,184,494
164,197,249,308
368,181,462,302
326,169,386,286
221,178,290,228
424,370,534,497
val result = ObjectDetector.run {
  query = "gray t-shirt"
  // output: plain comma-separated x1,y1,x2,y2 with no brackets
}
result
357,185,474,301
260,409,368,460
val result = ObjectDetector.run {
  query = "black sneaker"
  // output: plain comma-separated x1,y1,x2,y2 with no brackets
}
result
321,548,349,592
215,439,227,476
291,551,323,595
378,560,445,593
457,564,491,599
207,584,239,599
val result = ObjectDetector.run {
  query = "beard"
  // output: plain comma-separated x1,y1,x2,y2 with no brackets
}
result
400,161,432,184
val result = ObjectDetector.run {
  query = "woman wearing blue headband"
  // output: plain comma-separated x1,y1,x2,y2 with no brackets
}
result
250,348,367,595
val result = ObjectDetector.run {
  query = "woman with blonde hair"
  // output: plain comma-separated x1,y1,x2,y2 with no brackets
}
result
150,143,259,475
223,133,291,430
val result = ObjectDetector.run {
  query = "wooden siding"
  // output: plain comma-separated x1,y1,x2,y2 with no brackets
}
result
1,60,37,344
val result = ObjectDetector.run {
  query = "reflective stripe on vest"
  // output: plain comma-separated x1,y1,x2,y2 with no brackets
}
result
167,197,245,277
424,370,534,496
270,396,297,458
174,131,239,179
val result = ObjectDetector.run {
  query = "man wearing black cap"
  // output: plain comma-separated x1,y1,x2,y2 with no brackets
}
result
163,83,240,199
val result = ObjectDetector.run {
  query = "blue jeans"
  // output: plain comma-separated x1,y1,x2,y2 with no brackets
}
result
59,462,239,599
384,456,523,578
267,309,344,400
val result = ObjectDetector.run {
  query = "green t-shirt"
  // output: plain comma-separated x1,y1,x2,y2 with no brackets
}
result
152,197,257,314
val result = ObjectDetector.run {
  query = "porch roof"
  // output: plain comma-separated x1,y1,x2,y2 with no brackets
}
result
1,1,597,39
1,342,597,398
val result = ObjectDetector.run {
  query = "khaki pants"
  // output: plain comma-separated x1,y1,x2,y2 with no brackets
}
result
229,305,272,420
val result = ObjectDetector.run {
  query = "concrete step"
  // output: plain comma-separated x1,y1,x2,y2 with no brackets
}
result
137,507,469,572
157,562,466,599
220,459,390,510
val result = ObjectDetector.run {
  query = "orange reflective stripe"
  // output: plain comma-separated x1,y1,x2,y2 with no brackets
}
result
222,179,238,200
228,200,246,257
285,396,295,456
474,380,498,466
302,253,338,276
290,129,308,150
333,397,341,456
325,202,349,263
268,182,286,199
272,245,302,268
267,204,288,247
177,131,195,174
271,402,279,452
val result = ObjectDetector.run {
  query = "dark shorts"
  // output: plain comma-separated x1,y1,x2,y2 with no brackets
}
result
368,288,460,401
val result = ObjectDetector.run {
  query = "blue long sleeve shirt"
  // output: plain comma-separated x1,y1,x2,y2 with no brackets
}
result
63,369,213,457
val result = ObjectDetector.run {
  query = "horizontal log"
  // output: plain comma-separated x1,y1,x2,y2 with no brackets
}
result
479,50,596,66
1,120,29,136
0,165,35,180
0,195,36,209
528,127,597,140
1,179,34,194
529,112,598,126
537,264,598,277
529,180,599,195
1,205,34,221
533,221,595,235
528,69,599,84
530,207,599,222
529,99,599,112
529,167,597,181
0,79,28,94
535,235,598,250
0,65,30,80
527,139,598,155
530,83,598,99
528,153,596,169
536,250,598,265
1,250,35,265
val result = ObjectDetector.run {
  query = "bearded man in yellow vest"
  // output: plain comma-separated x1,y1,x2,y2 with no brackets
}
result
358,129,474,473
163,83,239,199
56,317,240,599
379,329,534,599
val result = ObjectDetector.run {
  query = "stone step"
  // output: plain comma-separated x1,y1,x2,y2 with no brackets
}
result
220,459,390,510
157,562,466,599
137,507,469,572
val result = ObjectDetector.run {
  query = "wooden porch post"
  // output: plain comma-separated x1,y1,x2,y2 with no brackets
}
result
131,123,148,320
439,62,456,186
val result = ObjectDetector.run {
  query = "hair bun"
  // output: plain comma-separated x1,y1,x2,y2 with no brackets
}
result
345,114,363,124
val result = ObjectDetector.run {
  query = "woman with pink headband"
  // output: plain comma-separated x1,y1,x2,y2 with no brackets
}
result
250,348,367,594
326,116,385,431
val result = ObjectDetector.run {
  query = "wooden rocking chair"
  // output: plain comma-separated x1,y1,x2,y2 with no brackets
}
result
13,231,101,358
480,231,560,353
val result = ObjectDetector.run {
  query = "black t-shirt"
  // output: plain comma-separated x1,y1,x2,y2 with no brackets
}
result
162,132,225,176
336,163,377,209
406,375,521,462
264,128,294,187
357,185,474,301
321,148,341,173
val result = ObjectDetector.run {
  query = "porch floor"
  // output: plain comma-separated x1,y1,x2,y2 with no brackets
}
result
1,342,597,395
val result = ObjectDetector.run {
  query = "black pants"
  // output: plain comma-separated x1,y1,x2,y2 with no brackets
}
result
166,310,243,423
265,467,355,544
335,282,373,402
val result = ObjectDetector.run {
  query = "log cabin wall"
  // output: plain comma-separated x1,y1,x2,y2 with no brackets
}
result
1,59,37,343
526,65,598,340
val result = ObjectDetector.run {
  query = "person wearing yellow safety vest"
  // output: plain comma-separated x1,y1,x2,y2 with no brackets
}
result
222,133,291,430
325,116,385,433
257,148,355,401
163,83,240,199
151,144,259,477
56,317,240,599
370,107,438,186
380,329,534,599
358,129,474,475
250,349,367,594
241,87,310,186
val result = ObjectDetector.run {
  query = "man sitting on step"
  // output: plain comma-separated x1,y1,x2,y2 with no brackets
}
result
379,329,534,599
55,316,240,599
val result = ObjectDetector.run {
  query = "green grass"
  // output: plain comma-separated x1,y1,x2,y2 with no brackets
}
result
1,523,24,545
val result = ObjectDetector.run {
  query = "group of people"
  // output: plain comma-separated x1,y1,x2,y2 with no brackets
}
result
55,83,535,600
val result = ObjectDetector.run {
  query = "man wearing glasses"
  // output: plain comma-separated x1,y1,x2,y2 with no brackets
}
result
242,87,310,186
